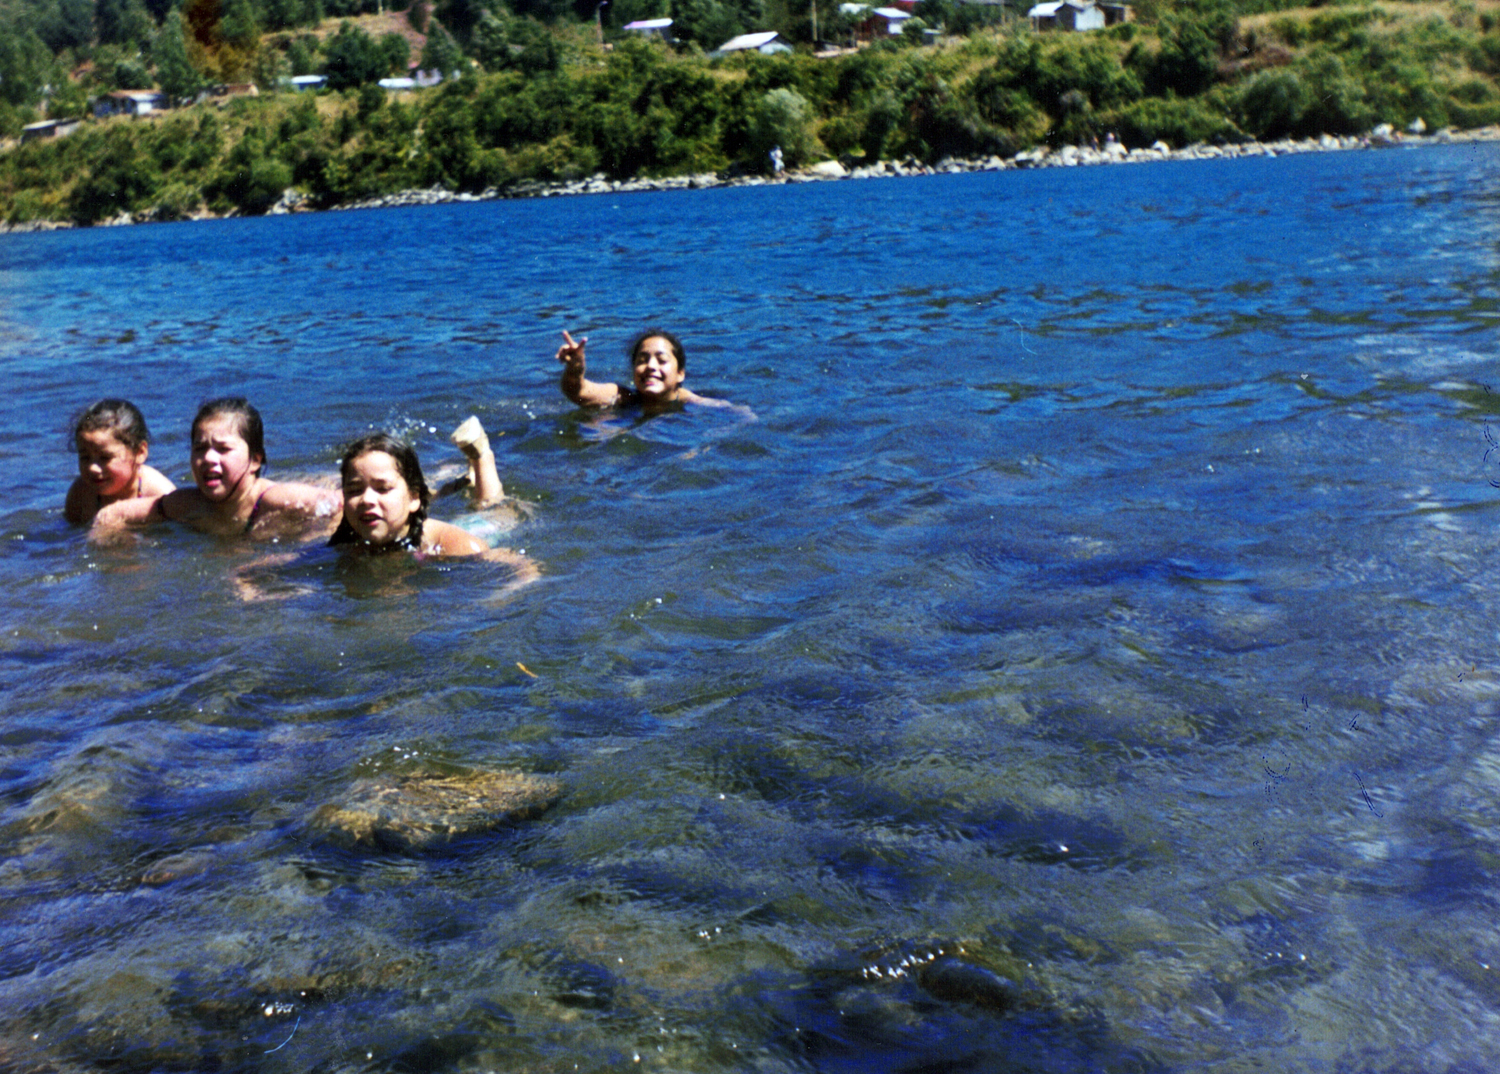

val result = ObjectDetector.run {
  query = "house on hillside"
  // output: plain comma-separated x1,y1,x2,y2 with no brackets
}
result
840,4,913,42
21,118,82,143
290,74,327,92
624,17,674,40
92,90,166,117
1028,0,1131,31
714,31,793,56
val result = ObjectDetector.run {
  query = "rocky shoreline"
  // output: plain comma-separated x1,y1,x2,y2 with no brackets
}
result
6,122,1499,232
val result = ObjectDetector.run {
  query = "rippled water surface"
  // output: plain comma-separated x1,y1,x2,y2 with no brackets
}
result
4,143,1500,1073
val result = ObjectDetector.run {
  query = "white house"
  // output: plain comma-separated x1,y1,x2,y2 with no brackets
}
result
91,90,166,117
1027,0,1131,31
715,31,793,55
290,74,328,92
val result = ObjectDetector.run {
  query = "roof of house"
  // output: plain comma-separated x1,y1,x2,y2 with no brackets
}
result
1028,0,1096,12
718,31,786,51
624,17,673,29
872,6,911,17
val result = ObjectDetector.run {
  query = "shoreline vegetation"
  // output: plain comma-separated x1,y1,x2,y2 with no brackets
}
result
5,121,1497,233
4,1,1500,231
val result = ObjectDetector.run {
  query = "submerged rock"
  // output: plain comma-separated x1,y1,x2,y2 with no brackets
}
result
310,769,563,852
140,848,218,886
916,956,1022,1012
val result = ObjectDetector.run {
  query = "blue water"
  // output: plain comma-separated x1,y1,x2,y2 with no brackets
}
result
4,142,1500,1072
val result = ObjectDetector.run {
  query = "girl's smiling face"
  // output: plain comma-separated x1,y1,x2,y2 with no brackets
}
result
191,414,261,502
77,428,147,501
631,335,685,401
342,450,421,545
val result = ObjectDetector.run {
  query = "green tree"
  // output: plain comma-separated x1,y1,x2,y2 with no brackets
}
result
670,0,744,49
419,23,465,77
747,86,816,169
206,128,292,213
38,0,95,54
379,33,411,77
97,0,156,47
0,31,52,107
323,22,385,89
287,35,317,75
475,11,560,75
154,11,204,102
69,131,161,224
220,0,261,50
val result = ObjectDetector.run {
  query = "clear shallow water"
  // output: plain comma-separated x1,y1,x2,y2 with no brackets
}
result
3,143,1500,1072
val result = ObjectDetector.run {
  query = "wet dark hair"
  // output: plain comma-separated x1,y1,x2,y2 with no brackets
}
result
73,399,151,452
193,397,267,473
328,432,431,547
628,329,686,374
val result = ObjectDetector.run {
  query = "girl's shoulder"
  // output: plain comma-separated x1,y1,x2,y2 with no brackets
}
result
140,466,176,497
422,518,488,557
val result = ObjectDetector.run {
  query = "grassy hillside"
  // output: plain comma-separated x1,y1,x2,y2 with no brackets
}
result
3,1,1500,225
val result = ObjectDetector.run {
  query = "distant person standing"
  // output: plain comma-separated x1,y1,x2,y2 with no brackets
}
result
770,145,784,176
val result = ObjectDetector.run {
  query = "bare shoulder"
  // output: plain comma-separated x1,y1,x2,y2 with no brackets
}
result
681,389,756,419
423,519,488,557
140,466,177,497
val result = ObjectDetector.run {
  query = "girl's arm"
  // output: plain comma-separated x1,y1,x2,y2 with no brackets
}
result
421,522,541,595
557,331,623,408
422,519,490,557
256,481,342,541
92,491,174,536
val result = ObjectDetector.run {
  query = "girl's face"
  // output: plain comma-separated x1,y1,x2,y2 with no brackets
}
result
631,336,685,401
191,415,261,502
342,451,421,545
77,428,146,500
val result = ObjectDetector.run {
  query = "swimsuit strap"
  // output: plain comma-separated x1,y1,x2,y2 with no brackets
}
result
393,515,425,553
243,484,270,534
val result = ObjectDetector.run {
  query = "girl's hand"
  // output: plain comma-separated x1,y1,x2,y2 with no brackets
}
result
556,330,588,373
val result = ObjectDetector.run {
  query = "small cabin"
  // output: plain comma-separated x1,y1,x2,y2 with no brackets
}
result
21,118,81,143
92,90,166,117
841,4,913,41
1028,0,1131,31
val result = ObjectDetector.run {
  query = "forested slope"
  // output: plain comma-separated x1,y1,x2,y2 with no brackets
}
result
3,0,1500,224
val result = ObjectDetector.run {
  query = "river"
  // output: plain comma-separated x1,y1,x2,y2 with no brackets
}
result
2,142,1500,1072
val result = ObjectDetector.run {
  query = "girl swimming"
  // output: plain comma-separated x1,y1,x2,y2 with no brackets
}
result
64,399,176,526
330,431,534,581
92,397,339,540
233,425,533,602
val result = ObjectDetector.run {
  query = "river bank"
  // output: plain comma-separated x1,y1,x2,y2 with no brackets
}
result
5,122,1499,233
